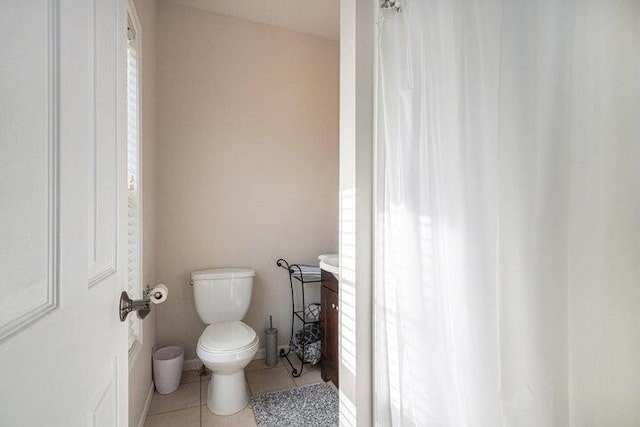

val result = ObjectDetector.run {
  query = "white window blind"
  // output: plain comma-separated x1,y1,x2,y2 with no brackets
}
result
127,23,141,350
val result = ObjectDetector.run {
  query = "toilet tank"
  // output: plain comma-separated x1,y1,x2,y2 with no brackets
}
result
191,267,255,324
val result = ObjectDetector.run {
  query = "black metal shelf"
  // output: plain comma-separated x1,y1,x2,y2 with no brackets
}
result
291,273,322,283
276,258,322,378
294,310,321,324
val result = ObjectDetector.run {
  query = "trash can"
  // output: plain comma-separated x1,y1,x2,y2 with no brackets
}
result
153,343,184,394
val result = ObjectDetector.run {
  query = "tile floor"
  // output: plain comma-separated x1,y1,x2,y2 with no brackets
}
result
144,358,324,427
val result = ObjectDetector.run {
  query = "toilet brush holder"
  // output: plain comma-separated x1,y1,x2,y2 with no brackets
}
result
265,315,278,367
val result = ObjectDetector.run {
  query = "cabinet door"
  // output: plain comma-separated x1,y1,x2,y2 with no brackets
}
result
322,286,339,387
321,286,329,378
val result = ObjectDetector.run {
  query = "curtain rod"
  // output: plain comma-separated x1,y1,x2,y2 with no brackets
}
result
380,0,401,12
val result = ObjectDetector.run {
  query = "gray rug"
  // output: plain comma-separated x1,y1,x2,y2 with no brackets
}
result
250,382,339,426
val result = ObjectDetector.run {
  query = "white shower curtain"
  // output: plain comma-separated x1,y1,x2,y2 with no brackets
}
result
375,1,640,426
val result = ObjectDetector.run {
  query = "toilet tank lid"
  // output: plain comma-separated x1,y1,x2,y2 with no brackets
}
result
191,267,255,281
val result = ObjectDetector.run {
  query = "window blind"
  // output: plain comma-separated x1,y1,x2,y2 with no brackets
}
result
126,27,141,350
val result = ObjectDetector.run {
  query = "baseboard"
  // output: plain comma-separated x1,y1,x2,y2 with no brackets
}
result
136,381,154,427
183,358,203,371
183,345,289,371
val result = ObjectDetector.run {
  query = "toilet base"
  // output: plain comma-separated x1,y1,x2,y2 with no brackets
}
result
206,370,249,416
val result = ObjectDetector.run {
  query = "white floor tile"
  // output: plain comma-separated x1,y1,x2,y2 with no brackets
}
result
148,381,201,416
144,407,200,427
201,405,257,427
245,357,282,372
246,366,296,395
289,364,323,387
181,369,202,384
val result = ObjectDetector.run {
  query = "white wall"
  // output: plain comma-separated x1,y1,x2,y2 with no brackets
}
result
128,0,158,425
155,0,339,360
568,1,640,424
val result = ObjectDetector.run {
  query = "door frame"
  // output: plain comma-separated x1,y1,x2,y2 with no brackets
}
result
125,0,146,369
338,0,376,426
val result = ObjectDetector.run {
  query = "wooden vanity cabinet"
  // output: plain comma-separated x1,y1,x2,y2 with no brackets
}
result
321,269,339,388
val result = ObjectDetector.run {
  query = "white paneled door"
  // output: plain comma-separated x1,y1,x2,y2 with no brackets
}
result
0,0,128,425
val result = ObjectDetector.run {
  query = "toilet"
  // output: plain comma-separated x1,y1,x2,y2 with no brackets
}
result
192,267,259,416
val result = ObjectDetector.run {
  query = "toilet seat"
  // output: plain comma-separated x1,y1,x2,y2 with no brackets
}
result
198,321,257,354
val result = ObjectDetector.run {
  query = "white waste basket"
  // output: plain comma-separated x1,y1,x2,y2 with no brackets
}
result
153,343,184,394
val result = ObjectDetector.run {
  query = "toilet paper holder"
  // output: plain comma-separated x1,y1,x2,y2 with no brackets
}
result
119,286,158,321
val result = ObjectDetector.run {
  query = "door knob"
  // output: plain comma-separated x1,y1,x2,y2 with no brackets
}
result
119,288,151,321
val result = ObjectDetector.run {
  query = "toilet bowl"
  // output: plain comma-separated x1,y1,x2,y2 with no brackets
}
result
197,321,259,415
191,267,258,415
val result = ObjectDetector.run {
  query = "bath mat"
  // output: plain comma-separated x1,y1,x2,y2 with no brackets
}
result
250,382,339,426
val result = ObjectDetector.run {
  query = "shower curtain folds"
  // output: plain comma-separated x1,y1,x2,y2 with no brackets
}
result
374,1,640,426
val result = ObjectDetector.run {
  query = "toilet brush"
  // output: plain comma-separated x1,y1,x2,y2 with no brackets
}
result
265,315,278,367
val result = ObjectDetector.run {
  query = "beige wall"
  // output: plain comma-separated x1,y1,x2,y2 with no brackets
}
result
129,0,158,425
156,0,339,359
